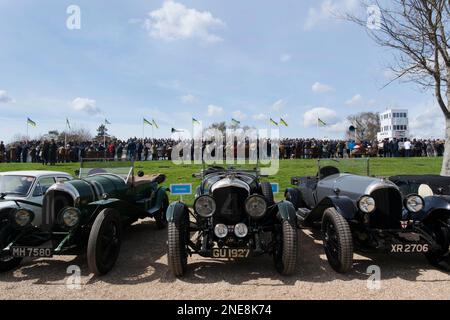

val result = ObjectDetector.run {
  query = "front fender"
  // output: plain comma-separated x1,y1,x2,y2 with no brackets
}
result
151,186,168,209
166,201,189,226
419,196,450,222
275,201,297,227
306,196,357,223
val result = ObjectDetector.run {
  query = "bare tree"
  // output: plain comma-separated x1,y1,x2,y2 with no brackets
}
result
348,0,450,175
346,112,381,141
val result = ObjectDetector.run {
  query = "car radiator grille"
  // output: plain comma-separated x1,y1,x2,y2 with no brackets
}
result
369,188,403,229
212,187,248,224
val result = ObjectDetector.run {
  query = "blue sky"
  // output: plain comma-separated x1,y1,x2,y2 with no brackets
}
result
0,0,444,142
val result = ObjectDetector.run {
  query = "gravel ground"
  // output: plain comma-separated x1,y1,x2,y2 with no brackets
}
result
1,218,449,300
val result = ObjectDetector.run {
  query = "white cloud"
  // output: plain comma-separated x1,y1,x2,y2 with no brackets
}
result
144,0,225,43
272,99,285,111
312,82,334,93
71,97,101,115
207,104,223,117
232,110,247,121
280,53,292,63
252,113,267,121
303,107,338,127
345,94,363,106
0,90,15,104
345,94,376,108
304,0,359,30
181,93,197,104
409,105,445,138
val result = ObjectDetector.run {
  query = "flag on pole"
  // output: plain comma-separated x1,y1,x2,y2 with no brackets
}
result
66,118,71,129
143,118,153,126
152,119,159,129
105,118,111,125
280,118,288,126
171,128,183,133
270,118,278,126
192,118,200,125
318,118,327,126
231,118,241,126
27,118,37,127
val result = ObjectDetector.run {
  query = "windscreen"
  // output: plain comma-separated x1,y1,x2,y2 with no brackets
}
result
318,158,370,178
79,159,133,183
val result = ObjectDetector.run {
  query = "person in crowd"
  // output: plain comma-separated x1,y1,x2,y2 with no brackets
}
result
49,139,57,165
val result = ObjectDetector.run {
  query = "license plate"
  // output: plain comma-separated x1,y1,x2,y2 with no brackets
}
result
11,246,53,258
212,248,251,258
390,244,429,253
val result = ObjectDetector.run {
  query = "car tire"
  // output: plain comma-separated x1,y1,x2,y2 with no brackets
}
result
424,217,450,270
261,182,275,206
0,226,23,272
167,219,189,277
155,192,169,230
87,208,122,276
273,220,298,275
322,207,353,273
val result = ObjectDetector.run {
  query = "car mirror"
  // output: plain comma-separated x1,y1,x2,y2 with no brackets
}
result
137,170,145,177
192,173,202,178
74,169,80,177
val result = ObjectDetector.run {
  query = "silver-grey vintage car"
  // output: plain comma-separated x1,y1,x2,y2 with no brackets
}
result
285,159,450,273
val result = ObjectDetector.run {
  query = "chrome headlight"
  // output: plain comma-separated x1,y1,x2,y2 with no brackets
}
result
194,195,216,218
234,223,248,238
13,209,34,227
358,195,376,214
245,195,267,219
405,195,424,213
214,223,228,238
59,207,81,228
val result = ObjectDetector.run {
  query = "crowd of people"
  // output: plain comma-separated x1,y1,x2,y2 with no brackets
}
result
0,137,445,164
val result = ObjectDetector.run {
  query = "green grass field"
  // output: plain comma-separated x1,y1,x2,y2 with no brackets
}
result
0,157,442,204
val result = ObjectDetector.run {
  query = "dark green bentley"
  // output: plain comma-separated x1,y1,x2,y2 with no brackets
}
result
0,159,168,275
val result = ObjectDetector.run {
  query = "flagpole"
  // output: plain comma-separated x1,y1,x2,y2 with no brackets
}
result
317,117,319,139
65,119,67,147
26,120,29,142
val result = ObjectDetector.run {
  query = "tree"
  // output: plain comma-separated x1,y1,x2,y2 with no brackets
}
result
348,1,450,175
207,122,227,133
346,112,381,142
96,124,108,139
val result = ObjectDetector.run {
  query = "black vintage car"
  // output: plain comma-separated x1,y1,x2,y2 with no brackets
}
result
166,166,298,277
389,175,450,196
285,159,450,273
0,159,168,275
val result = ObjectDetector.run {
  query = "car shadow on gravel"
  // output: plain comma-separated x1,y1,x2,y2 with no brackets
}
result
0,218,169,285
1,221,449,286
300,229,450,283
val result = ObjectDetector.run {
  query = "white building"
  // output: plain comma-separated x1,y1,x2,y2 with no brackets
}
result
377,109,409,141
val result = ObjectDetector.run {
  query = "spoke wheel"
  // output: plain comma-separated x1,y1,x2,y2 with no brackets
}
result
322,207,353,273
87,208,122,276
0,225,22,272
425,218,450,270
155,193,169,230
273,220,298,275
